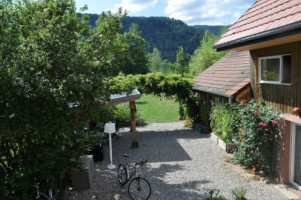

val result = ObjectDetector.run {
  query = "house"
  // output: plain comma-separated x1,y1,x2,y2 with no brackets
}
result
193,51,251,128
213,0,301,189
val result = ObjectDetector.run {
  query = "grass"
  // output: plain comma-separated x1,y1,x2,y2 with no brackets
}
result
136,94,179,123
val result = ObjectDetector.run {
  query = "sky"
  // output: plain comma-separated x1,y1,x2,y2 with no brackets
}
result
75,0,256,25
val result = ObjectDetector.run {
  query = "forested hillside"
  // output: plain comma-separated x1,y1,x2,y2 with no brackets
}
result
88,14,204,62
120,16,204,62
192,25,229,35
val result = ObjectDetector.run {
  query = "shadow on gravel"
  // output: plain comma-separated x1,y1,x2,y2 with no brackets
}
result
63,127,211,199
113,129,208,163
143,163,211,199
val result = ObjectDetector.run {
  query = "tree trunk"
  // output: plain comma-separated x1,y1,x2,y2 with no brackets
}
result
130,101,139,148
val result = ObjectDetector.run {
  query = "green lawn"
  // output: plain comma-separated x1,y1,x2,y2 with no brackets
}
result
136,94,179,123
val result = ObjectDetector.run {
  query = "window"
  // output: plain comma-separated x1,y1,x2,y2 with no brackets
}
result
216,97,225,106
259,55,291,84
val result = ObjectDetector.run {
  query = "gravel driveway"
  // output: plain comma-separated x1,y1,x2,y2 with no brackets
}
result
64,122,287,200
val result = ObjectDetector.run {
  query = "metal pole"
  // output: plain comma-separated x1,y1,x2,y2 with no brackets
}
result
107,133,116,170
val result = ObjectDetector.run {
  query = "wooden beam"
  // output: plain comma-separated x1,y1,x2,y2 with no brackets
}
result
235,85,251,101
227,33,301,51
130,101,139,148
108,97,141,106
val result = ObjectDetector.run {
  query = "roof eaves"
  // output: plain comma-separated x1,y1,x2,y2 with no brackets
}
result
192,86,232,98
213,20,301,51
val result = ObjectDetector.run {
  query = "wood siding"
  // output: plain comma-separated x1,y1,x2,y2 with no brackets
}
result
250,41,301,114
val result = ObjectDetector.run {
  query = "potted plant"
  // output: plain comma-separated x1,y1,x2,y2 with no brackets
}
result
86,131,105,162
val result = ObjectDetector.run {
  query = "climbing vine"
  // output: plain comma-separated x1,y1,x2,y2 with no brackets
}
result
107,73,201,124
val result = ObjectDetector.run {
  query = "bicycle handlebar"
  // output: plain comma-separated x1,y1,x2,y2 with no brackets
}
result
135,160,147,166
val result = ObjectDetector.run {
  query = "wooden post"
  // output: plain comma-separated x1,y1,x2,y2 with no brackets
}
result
130,101,139,148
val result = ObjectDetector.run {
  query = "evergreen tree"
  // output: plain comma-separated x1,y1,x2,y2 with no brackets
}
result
121,23,149,74
176,46,190,77
147,48,169,73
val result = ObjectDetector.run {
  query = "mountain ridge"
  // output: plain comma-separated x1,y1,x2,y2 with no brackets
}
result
87,14,225,62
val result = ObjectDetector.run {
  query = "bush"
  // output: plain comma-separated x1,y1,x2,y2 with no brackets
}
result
234,100,281,172
215,129,223,136
209,100,281,173
0,1,126,199
112,104,131,124
210,104,240,143
210,104,239,134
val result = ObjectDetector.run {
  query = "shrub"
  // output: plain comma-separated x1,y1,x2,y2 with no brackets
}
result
209,100,281,173
113,104,131,123
0,1,126,199
210,104,239,134
215,129,223,136
234,100,281,172
210,104,240,143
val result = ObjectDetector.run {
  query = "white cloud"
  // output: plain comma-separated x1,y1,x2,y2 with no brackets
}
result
113,0,158,13
164,0,255,25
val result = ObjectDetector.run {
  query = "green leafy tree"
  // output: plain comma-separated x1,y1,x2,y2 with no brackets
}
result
189,29,228,76
176,46,190,77
0,1,126,199
147,47,174,74
121,23,149,74
175,46,190,117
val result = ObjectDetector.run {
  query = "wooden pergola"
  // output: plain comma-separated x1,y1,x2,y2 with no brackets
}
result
108,89,141,148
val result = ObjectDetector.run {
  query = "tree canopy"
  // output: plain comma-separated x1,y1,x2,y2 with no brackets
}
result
0,1,126,199
88,15,204,62
176,46,190,77
120,23,149,75
189,29,228,76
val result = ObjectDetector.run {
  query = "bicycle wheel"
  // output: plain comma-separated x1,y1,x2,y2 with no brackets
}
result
117,164,128,185
128,177,151,200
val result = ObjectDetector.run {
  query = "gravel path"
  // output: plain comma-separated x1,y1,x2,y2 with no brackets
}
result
64,122,287,200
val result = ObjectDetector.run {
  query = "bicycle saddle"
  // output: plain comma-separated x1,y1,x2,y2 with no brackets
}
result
123,154,130,158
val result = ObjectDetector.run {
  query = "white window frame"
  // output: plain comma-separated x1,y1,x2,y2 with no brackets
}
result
290,122,301,190
216,97,225,106
258,55,291,85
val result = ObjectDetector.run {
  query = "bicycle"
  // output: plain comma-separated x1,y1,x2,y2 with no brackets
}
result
35,183,60,200
117,154,151,200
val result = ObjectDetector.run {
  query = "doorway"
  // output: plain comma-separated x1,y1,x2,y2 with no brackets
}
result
290,122,301,189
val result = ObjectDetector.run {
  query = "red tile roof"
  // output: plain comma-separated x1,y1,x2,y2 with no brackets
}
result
193,51,250,97
214,0,301,48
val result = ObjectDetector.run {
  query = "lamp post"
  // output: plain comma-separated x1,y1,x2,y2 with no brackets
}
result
104,122,116,170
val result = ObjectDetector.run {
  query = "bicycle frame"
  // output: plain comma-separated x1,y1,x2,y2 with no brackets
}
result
121,155,143,183
36,184,59,200
126,164,141,181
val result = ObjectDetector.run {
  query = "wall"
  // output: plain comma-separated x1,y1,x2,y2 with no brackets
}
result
250,41,301,184
250,41,301,114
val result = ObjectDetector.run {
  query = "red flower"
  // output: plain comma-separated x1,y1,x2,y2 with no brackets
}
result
265,129,269,131
268,138,273,141
272,120,279,125
240,100,245,107
274,117,278,121
259,122,267,128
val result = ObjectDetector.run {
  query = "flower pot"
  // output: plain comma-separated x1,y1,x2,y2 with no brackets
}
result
88,144,103,162
202,126,211,133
